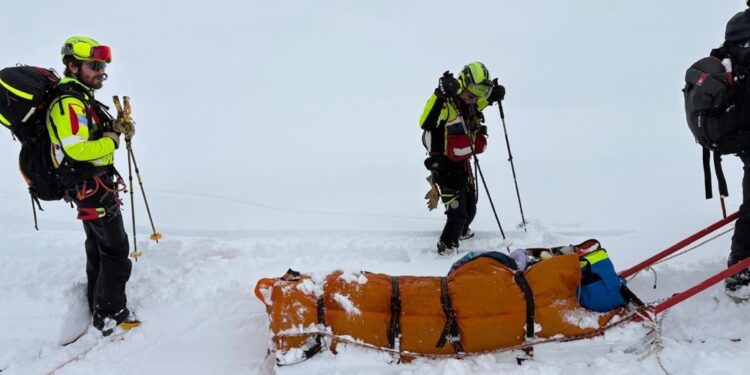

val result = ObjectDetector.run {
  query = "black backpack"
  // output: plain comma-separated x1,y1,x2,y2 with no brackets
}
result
683,47,750,199
0,65,65,223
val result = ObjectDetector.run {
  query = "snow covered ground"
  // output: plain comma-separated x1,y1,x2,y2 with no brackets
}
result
2,0,750,374
1,199,749,374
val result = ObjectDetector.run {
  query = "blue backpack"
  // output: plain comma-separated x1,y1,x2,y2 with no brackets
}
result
578,247,628,312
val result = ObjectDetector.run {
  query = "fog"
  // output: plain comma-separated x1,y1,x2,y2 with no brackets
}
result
0,0,744,242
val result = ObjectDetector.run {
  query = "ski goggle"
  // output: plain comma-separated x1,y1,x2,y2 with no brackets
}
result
62,42,112,63
85,61,107,72
465,82,492,100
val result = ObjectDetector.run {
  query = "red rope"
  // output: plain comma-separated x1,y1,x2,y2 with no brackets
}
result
74,174,127,201
94,174,127,193
619,211,739,279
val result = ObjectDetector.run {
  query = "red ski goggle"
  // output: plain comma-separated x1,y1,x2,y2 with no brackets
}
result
63,43,112,63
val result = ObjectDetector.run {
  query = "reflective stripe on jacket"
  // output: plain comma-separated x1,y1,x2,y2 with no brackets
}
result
419,92,488,154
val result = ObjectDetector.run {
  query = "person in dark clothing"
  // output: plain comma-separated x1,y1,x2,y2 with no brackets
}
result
722,6,750,299
419,62,505,254
49,35,139,334
727,153,750,298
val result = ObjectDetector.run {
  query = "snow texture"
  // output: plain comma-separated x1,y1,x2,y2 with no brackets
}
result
332,293,362,316
2,1,750,374
3,222,750,375
562,307,605,330
338,271,369,285
296,277,323,297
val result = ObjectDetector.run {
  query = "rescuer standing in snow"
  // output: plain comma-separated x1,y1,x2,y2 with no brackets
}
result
419,62,505,255
51,36,140,334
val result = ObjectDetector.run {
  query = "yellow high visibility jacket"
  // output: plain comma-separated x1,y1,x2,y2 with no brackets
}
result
46,77,116,180
419,92,489,155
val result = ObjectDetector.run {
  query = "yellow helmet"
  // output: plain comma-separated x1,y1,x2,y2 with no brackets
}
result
60,36,112,63
459,61,492,99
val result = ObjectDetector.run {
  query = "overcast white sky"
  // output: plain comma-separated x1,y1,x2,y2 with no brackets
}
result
0,1,746,239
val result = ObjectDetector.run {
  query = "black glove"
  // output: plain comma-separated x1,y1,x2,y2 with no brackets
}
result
478,125,488,136
424,156,440,171
475,111,485,123
435,71,460,100
488,84,506,104
424,155,449,171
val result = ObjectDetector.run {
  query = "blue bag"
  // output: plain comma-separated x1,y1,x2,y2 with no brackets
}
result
577,248,628,312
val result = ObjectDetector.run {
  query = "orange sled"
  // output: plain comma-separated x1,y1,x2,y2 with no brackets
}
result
254,253,626,364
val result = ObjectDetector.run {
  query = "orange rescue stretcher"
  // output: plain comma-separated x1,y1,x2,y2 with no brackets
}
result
254,252,629,364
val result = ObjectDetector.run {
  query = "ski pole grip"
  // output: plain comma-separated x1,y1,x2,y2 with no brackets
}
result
492,78,506,119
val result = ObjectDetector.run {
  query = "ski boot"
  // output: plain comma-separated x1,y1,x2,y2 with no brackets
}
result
459,228,475,241
94,308,141,336
726,268,750,303
437,241,458,256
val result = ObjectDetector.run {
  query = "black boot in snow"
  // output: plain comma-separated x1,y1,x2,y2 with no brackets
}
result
459,228,475,241
437,241,458,255
725,268,750,302
94,308,141,336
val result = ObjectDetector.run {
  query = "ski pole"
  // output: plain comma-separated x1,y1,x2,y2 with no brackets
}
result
472,153,509,244
113,96,142,260
494,80,528,231
127,140,161,244
441,84,509,251
113,95,161,260
126,140,141,260
473,161,479,204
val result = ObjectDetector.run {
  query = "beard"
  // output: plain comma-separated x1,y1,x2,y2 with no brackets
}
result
77,72,105,90
87,75,105,90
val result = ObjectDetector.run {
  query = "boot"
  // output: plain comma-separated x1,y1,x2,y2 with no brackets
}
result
437,241,457,255
94,307,141,336
459,228,475,241
725,268,750,302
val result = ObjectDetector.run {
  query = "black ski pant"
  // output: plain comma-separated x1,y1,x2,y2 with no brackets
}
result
72,174,131,317
730,153,750,266
436,161,477,247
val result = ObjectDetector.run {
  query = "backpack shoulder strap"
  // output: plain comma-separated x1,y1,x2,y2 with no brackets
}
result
46,84,92,162
713,150,729,198
703,147,713,199
49,83,88,108
49,83,94,126
702,147,730,200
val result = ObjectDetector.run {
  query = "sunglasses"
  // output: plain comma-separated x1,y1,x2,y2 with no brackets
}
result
85,60,107,72
62,42,112,63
